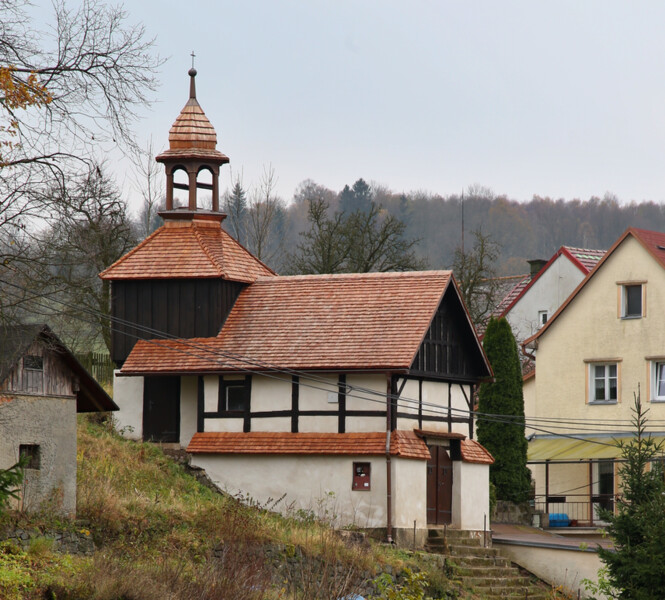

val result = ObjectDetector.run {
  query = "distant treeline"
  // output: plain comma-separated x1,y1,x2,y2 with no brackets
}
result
226,179,665,276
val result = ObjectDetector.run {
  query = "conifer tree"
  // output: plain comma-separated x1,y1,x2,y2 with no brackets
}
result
477,317,530,503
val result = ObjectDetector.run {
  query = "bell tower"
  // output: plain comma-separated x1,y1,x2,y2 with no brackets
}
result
156,68,229,212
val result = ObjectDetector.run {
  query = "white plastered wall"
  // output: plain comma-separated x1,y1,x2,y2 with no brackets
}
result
113,371,143,440
193,454,387,528
506,254,586,346
180,376,198,447
452,461,490,530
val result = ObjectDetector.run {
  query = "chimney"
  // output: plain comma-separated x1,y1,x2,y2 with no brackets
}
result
527,259,547,279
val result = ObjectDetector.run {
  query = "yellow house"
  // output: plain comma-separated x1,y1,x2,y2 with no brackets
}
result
523,227,665,527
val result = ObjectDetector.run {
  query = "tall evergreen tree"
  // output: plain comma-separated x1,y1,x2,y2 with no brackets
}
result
339,178,373,214
477,317,530,503
593,394,665,599
224,179,248,245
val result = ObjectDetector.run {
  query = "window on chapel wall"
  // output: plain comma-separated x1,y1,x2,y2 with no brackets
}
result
589,363,618,403
620,283,644,318
218,377,248,412
652,362,665,402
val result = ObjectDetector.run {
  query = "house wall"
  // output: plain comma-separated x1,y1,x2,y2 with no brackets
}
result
180,376,198,447
534,235,665,432
523,375,536,437
0,395,77,516
452,461,490,530
113,371,143,440
191,452,426,530
506,255,586,345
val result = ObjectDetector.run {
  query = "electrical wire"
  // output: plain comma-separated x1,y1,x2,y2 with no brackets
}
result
0,276,658,445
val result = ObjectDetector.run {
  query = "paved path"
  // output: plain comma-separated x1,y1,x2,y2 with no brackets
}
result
492,523,614,550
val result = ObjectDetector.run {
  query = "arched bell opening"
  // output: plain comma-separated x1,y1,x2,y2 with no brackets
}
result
171,166,189,209
196,166,214,211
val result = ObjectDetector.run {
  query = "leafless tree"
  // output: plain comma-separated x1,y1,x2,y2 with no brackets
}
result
131,137,164,238
246,165,285,268
0,0,161,326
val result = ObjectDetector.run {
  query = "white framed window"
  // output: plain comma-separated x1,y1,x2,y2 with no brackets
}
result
620,283,644,318
537,310,548,327
590,363,618,403
652,361,665,402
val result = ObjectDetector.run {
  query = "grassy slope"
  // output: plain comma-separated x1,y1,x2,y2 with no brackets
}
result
0,418,460,600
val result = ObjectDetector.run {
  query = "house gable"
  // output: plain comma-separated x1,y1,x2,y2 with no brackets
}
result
410,283,491,382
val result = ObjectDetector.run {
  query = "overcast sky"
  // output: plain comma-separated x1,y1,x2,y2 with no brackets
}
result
91,2,665,210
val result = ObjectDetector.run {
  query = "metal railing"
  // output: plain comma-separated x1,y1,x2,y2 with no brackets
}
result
533,493,617,527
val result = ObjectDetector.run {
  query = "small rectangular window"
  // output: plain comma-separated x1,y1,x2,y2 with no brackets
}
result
652,362,665,402
352,462,371,491
23,355,43,370
538,310,548,327
622,284,643,318
225,383,245,412
591,363,618,403
19,444,40,470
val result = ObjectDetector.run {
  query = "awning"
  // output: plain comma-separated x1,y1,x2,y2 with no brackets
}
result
528,435,665,462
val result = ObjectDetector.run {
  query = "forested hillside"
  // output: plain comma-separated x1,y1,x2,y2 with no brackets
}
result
222,179,665,276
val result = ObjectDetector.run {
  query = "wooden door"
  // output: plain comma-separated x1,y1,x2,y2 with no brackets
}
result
427,445,453,525
143,376,181,443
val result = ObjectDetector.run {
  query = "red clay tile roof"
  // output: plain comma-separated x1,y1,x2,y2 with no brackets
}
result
524,228,665,347
493,246,605,323
99,215,275,282
493,274,531,317
121,270,454,373
461,439,494,464
562,247,605,272
187,430,431,460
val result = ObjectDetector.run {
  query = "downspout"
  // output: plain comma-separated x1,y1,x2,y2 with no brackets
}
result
386,373,393,544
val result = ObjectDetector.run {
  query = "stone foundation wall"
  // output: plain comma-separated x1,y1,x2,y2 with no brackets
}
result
1,527,94,555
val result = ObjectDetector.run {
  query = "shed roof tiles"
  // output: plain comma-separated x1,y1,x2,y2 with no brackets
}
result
461,439,495,464
121,270,455,373
187,430,431,461
99,216,275,282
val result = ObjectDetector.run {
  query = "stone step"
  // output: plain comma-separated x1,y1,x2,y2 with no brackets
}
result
450,564,521,578
448,555,511,568
472,584,548,599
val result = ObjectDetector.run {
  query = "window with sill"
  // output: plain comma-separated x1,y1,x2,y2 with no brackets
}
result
621,284,643,318
590,363,618,403
652,362,665,402
537,310,548,327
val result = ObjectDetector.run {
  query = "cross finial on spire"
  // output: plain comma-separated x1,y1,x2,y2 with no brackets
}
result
188,52,197,98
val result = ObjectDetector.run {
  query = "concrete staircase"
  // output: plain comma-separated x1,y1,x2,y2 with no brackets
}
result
426,529,549,599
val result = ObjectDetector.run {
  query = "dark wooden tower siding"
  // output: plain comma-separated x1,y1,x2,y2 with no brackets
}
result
410,285,487,381
111,279,245,366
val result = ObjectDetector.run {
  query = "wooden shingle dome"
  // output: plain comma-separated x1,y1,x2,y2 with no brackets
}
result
156,68,229,211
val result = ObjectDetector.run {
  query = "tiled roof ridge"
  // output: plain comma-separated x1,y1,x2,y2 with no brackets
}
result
99,227,163,280
562,245,606,254
192,225,226,278
218,228,277,277
253,269,451,283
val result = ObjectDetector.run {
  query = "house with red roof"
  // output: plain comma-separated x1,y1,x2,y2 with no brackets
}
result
494,247,605,348
102,69,494,544
522,228,665,527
